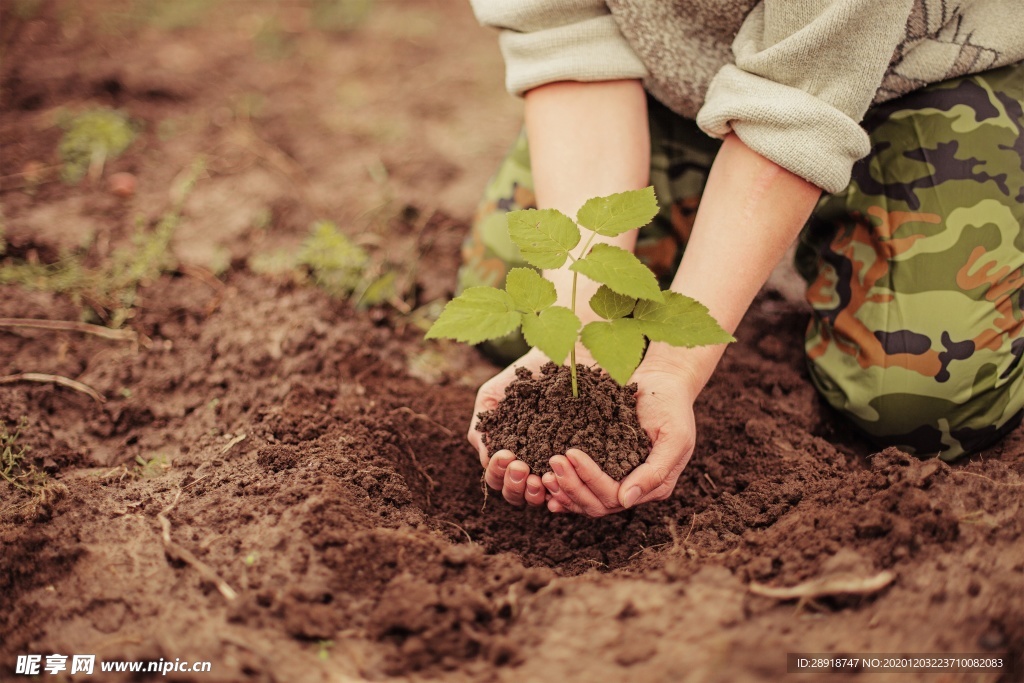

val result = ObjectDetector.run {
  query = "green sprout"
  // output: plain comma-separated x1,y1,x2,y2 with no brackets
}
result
1,419,46,494
316,640,334,662
134,453,171,478
297,220,369,298
426,187,734,397
58,109,136,183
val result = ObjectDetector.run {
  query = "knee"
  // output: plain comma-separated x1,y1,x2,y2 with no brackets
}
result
808,345,1024,460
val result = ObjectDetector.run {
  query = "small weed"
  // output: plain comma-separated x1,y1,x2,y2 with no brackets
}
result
252,208,272,232
316,640,334,662
250,220,402,309
132,0,217,30
298,220,369,296
11,0,44,20
1,419,46,495
58,109,137,183
310,0,373,33
243,552,258,567
254,18,293,61
0,160,204,326
134,453,172,478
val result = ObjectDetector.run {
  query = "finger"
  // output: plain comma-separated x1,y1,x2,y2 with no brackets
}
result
543,478,576,511
485,450,515,491
471,371,513,465
467,417,487,468
549,455,617,517
547,497,583,514
541,471,560,496
524,473,546,507
565,449,622,510
541,471,571,507
502,460,530,506
618,431,691,508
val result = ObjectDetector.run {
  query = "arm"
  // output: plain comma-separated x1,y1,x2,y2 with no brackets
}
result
546,132,821,515
527,79,650,320
650,132,822,391
473,79,651,507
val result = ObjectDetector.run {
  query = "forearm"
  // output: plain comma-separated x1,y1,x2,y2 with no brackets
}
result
524,80,650,320
644,133,821,394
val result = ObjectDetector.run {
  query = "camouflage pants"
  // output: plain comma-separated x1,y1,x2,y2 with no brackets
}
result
459,63,1024,460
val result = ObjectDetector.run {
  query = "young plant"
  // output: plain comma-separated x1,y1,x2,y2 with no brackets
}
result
427,187,734,396
1,418,45,495
58,108,137,184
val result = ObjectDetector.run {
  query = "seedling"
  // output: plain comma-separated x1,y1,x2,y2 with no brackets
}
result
0,158,204,327
1,418,45,495
58,109,136,183
427,187,733,396
252,220,399,309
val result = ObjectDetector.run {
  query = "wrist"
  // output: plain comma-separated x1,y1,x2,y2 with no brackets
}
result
640,342,721,398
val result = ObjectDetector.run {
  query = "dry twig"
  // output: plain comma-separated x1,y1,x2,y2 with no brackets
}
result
392,406,454,437
0,318,138,342
749,570,895,604
219,433,248,455
0,373,105,403
157,490,238,602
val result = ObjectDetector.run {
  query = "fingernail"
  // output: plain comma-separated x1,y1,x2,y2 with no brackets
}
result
551,461,565,478
527,482,540,495
565,452,579,468
498,452,514,465
509,468,525,484
622,487,642,508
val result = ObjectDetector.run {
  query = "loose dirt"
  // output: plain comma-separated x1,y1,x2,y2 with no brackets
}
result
476,363,650,479
1,2,1022,682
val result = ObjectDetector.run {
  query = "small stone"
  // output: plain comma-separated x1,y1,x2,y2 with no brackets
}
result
107,172,136,198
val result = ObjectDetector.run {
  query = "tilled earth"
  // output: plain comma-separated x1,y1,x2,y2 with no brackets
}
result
1,2,1022,682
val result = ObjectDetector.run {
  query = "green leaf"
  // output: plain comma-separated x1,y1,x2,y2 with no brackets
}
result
570,244,664,302
521,306,581,366
580,319,646,385
505,267,556,313
576,187,659,237
425,287,522,344
507,209,581,269
633,291,735,347
355,271,397,310
590,285,636,320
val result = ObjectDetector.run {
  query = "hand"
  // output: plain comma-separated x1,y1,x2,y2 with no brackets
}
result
543,357,698,516
469,348,549,508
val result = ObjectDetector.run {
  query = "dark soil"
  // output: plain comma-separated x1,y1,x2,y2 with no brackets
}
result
476,363,650,479
1,2,1023,682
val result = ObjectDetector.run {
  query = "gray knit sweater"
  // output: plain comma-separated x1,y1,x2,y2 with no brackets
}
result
469,1,1024,193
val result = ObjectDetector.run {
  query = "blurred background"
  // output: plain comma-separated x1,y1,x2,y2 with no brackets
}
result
1,0,521,301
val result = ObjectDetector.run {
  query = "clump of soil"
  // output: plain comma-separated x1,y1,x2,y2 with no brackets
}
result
476,363,651,479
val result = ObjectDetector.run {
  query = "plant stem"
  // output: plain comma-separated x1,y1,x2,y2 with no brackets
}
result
569,269,579,398
566,231,599,399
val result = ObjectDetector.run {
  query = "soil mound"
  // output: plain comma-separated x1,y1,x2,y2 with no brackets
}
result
476,363,650,479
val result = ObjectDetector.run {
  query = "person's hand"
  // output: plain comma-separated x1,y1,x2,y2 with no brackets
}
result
543,356,698,516
469,348,550,508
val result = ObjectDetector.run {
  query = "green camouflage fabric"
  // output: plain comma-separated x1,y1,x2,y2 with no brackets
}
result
460,64,1024,459
798,62,1024,460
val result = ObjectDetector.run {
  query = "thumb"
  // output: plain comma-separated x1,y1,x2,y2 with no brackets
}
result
618,429,689,509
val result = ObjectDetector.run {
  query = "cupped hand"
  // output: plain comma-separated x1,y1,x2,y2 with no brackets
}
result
543,357,698,516
469,348,550,507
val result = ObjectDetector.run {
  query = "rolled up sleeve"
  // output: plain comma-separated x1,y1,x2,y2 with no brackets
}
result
696,0,914,193
470,0,648,96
